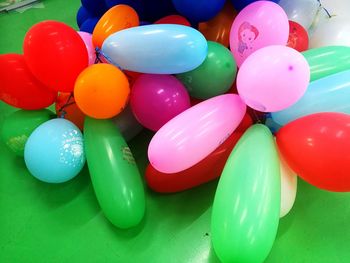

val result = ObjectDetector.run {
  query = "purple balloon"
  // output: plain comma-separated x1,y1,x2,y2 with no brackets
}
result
130,74,191,131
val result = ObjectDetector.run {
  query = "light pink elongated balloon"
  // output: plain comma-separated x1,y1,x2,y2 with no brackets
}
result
77,31,96,65
237,45,310,112
230,1,289,67
148,94,246,174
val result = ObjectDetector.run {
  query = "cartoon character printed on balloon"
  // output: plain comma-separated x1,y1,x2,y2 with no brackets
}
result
59,129,85,168
237,22,259,57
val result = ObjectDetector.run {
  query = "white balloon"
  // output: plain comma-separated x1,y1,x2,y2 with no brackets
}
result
279,0,320,29
309,17,350,48
275,138,298,218
111,105,143,142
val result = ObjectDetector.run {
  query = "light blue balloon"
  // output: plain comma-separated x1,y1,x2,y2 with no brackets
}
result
24,118,85,183
272,70,350,126
102,24,208,74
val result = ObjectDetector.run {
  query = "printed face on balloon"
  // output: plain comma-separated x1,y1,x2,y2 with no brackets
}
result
238,22,259,56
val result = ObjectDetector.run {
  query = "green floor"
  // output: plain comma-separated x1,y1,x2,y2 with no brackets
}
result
1,1,350,262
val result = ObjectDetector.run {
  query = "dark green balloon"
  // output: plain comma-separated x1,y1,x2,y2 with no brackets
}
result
1,109,54,156
303,46,350,82
176,41,237,99
84,117,145,229
211,124,280,263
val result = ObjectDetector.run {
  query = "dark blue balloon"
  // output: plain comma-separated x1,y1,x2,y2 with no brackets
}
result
81,0,108,16
80,17,99,34
104,0,145,19
172,0,225,22
142,0,177,22
76,6,93,27
231,0,279,11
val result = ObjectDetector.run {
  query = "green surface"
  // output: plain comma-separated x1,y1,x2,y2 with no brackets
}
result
1,1,350,262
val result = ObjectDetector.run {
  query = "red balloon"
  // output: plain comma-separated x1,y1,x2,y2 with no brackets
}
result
0,54,57,110
145,113,252,193
23,21,88,92
277,113,350,192
154,15,191,26
55,93,85,130
287,20,309,52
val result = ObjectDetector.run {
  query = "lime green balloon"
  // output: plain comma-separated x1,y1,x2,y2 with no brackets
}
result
1,109,54,156
211,124,280,263
303,46,350,82
84,117,145,229
176,41,237,99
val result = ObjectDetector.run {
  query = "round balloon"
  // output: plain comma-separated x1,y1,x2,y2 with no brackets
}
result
23,21,88,92
80,17,99,34
74,64,130,119
1,109,54,156
76,6,93,27
176,41,237,99
287,20,309,52
24,118,85,183
154,15,190,26
230,1,289,67
0,54,57,110
92,4,139,48
237,45,310,112
130,74,190,131
231,0,279,11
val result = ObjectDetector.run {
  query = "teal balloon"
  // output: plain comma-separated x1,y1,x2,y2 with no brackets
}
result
211,124,280,263
84,117,145,229
24,118,85,183
272,69,350,126
102,24,208,74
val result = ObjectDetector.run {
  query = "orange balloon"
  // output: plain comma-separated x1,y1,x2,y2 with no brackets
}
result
74,64,130,119
92,4,139,48
55,93,85,130
198,2,237,47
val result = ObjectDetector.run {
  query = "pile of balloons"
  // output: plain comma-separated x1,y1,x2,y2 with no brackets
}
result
1,0,350,262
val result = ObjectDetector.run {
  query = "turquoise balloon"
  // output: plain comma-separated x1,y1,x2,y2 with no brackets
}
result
272,70,350,126
102,24,208,74
24,118,85,183
211,124,280,263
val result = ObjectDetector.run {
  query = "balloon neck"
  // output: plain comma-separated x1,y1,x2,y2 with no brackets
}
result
58,92,75,119
317,0,332,18
94,47,123,70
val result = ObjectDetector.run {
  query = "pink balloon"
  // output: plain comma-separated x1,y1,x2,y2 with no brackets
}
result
237,45,310,112
230,1,289,67
77,31,96,65
131,74,191,131
148,94,246,173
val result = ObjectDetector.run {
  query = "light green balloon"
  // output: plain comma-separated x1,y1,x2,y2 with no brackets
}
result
84,117,145,229
1,109,54,156
211,124,280,263
303,46,350,82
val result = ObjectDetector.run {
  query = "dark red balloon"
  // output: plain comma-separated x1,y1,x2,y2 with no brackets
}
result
287,20,309,52
277,113,350,192
23,21,88,92
145,113,252,193
154,15,191,26
0,54,57,110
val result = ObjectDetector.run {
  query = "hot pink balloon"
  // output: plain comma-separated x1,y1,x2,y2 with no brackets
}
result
131,74,191,131
77,31,96,65
237,45,310,112
148,94,246,173
230,1,289,67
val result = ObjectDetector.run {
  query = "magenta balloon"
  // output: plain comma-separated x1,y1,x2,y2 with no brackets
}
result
230,1,289,67
148,94,246,173
77,31,96,65
237,45,310,112
130,74,191,131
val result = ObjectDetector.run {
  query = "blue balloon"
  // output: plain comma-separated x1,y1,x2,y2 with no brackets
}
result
105,0,144,17
76,6,93,27
102,24,208,74
24,119,86,183
80,17,99,34
231,0,279,11
81,0,108,16
172,0,226,22
272,70,350,126
141,0,177,22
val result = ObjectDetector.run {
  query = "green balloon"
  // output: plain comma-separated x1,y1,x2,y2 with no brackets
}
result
176,41,237,99
1,109,54,156
211,124,280,263
84,117,145,229
303,46,350,82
